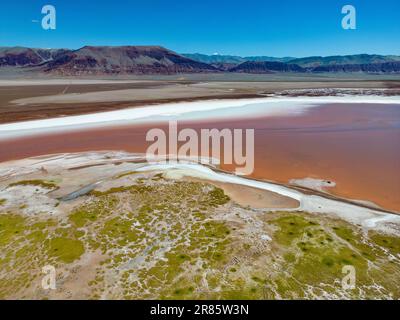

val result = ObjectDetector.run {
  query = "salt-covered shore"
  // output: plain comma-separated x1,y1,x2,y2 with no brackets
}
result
1,151,399,235
1,95,399,140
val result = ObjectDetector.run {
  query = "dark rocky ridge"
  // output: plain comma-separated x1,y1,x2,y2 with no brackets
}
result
182,53,295,64
0,47,68,67
311,62,400,73
229,60,400,74
229,61,305,73
288,54,400,67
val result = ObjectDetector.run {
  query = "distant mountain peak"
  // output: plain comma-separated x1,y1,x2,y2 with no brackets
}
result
44,45,219,75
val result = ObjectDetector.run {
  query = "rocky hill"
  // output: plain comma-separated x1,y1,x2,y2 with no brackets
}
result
311,61,400,73
0,47,68,67
229,61,305,73
43,46,218,75
287,54,400,68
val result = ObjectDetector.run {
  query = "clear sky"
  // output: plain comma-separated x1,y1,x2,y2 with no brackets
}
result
0,0,399,57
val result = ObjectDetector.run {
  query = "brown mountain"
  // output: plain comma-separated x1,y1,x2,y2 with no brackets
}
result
43,46,219,75
0,47,68,67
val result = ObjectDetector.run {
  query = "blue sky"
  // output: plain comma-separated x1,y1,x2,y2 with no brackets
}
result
0,0,399,57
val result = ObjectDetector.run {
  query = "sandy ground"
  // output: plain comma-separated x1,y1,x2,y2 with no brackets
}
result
0,79,150,86
11,84,234,105
186,177,300,209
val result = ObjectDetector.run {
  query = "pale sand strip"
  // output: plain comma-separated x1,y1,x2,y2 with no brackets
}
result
10,84,227,104
186,177,300,209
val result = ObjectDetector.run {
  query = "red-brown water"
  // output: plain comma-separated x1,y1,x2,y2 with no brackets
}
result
0,103,399,211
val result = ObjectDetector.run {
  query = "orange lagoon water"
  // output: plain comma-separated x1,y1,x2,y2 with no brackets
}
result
0,102,399,212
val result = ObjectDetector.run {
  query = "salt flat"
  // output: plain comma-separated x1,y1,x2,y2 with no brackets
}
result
1,95,400,140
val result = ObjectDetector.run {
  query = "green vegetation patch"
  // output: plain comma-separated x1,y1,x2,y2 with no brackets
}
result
115,171,139,179
0,214,26,246
69,196,118,228
100,217,142,246
266,211,400,299
47,237,85,263
272,214,314,246
202,188,230,207
369,232,400,256
8,180,58,190
90,184,153,197
0,214,82,298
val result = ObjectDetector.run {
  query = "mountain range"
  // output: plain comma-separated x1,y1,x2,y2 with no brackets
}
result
1,46,400,75
182,53,295,64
